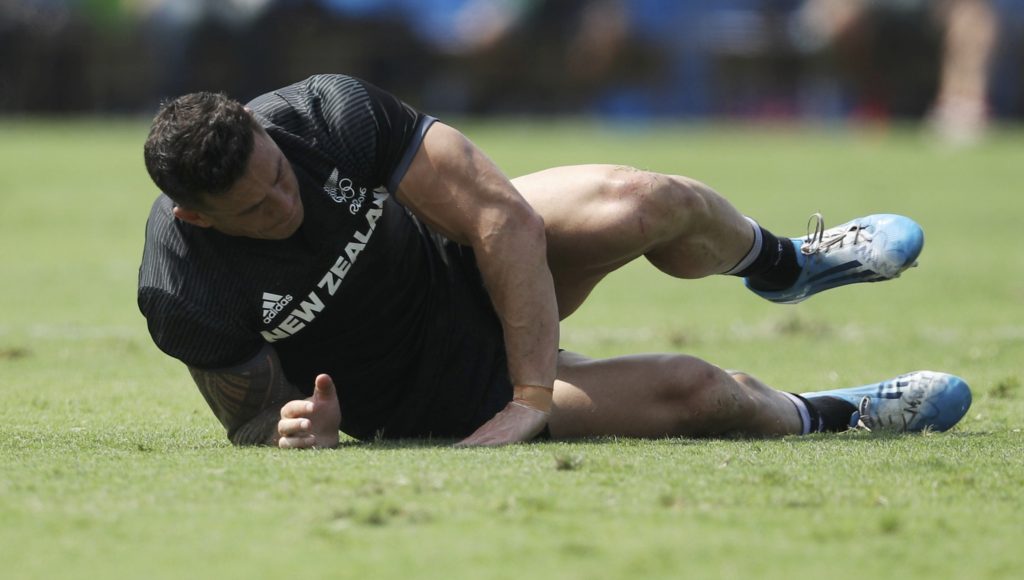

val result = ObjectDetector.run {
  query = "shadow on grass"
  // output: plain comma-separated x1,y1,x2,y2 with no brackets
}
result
26,427,987,455
773,428,992,445
331,431,999,451
340,434,711,450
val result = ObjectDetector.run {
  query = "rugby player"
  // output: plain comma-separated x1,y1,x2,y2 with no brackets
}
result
139,74,971,448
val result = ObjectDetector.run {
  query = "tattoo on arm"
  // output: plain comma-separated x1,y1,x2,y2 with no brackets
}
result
188,344,303,446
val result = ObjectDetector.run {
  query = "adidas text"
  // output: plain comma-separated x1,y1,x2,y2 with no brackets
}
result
262,292,293,324
261,191,388,343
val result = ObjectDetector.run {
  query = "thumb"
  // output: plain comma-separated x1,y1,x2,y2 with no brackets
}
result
314,373,337,402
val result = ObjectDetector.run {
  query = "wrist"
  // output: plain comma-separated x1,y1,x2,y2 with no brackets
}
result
512,384,554,414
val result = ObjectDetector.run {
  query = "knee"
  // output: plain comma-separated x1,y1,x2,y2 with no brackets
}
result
654,358,757,434
604,166,712,244
729,371,756,387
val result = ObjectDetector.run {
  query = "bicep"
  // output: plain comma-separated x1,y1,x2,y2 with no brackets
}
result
188,343,302,444
395,122,536,246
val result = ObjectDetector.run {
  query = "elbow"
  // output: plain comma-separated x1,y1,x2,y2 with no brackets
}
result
473,204,547,263
228,432,272,447
226,428,249,447
227,421,275,447
473,196,547,253
227,432,245,446
505,199,547,247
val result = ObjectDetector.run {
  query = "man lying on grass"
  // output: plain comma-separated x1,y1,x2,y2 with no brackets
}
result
139,74,971,448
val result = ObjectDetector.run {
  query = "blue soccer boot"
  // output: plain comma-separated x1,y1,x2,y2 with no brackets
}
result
746,213,924,304
802,371,972,432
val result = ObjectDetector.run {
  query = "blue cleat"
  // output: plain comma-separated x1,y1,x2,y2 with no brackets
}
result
802,371,972,432
746,213,924,304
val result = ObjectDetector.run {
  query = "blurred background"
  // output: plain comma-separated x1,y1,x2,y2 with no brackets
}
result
2,0,1023,144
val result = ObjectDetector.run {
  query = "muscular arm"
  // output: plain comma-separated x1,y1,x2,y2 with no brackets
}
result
188,343,304,446
396,122,559,391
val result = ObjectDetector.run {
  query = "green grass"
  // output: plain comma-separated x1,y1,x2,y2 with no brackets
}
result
1,119,1022,579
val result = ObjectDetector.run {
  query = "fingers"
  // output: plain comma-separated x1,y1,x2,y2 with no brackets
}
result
313,373,343,433
280,399,314,419
278,415,317,449
278,403,315,449
456,431,503,447
278,434,316,449
314,373,337,401
456,402,548,447
277,374,340,450
278,417,312,437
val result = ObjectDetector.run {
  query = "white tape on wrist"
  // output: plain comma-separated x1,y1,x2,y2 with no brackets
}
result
512,384,554,414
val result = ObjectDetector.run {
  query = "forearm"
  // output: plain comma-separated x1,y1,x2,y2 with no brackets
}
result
188,344,303,446
475,216,559,388
228,407,283,446
395,122,560,386
394,122,559,445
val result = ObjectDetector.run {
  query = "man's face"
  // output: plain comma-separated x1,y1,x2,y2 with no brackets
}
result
174,128,303,240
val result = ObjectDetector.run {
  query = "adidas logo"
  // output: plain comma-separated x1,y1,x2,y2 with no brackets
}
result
262,292,293,324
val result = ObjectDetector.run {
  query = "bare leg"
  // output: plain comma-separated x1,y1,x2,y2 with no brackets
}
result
548,351,801,438
512,164,754,317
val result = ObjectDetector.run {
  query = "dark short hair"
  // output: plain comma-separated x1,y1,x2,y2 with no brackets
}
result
143,92,258,208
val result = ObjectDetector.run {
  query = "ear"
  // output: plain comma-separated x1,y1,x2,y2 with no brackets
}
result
172,205,213,228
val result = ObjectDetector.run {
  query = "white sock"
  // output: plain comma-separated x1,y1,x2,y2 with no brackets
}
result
723,216,762,275
780,392,812,435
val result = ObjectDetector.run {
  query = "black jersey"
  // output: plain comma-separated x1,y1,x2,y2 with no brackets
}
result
138,75,511,439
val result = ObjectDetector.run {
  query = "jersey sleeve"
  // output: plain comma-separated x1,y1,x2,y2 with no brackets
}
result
137,200,263,370
138,287,263,370
253,74,435,193
356,78,437,192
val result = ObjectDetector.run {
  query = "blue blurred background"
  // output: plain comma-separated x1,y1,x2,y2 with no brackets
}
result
3,0,1022,136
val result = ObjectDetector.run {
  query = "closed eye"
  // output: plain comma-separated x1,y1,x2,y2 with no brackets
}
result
239,158,283,216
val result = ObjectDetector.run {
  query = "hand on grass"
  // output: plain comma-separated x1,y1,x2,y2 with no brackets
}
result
456,401,549,447
277,374,341,449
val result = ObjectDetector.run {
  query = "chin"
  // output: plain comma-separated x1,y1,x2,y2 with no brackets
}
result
270,214,303,239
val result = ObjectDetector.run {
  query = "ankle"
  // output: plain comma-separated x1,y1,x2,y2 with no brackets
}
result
736,225,801,291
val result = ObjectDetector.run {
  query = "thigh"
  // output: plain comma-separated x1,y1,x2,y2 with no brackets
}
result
548,350,746,439
513,164,656,274
512,165,665,316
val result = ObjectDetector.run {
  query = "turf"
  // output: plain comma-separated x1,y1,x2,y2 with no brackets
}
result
1,118,1021,579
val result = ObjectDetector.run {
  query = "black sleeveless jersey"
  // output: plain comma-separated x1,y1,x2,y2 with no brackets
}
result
138,75,510,439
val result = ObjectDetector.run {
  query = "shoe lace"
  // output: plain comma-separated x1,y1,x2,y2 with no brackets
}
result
801,212,872,256
845,397,873,432
849,417,872,432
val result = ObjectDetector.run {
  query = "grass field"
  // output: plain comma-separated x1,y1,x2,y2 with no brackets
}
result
1,118,1022,579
